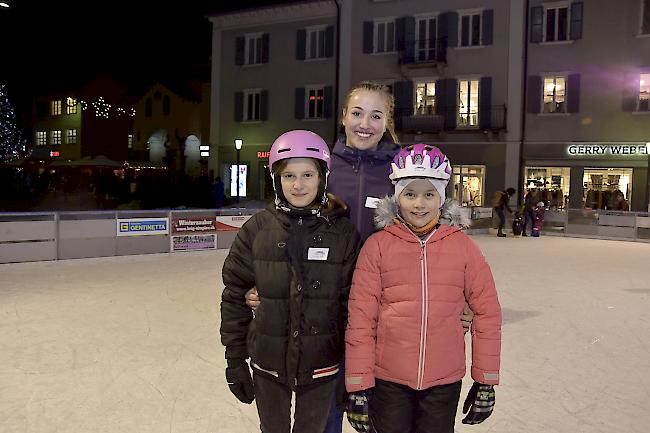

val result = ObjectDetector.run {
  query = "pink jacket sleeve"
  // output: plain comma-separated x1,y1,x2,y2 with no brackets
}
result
345,235,382,392
463,237,502,385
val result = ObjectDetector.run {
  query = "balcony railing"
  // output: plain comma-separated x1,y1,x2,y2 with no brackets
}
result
398,38,447,65
396,105,507,133
397,110,444,134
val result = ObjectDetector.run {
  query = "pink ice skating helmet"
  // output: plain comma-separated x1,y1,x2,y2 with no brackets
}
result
268,130,331,207
268,130,331,172
389,143,452,184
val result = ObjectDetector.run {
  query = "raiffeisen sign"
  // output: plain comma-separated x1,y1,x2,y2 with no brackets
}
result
567,143,650,156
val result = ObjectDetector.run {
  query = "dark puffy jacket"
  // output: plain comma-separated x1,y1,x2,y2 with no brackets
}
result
328,137,400,242
220,201,361,388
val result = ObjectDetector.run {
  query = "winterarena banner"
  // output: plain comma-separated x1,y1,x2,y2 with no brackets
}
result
171,218,217,234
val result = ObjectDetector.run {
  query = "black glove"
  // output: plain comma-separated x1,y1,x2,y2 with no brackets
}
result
225,359,254,404
462,382,495,425
346,388,372,433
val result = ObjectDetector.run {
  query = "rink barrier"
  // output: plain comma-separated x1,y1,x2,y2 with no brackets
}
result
1,208,648,264
0,209,262,264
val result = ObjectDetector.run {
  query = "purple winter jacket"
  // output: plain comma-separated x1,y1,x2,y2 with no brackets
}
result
328,137,400,242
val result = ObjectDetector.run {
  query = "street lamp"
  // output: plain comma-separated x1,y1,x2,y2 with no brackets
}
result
234,138,243,202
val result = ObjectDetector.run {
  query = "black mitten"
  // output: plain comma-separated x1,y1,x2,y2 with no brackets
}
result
225,359,255,404
346,388,373,433
462,382,495,425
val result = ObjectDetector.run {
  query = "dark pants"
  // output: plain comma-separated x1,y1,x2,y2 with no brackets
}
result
522,208,535,234
370,379,461,433
494,207,506,231
322,368,344,433
253,372,337,433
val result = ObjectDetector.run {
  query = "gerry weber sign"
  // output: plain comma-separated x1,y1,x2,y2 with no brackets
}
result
567,143,649,156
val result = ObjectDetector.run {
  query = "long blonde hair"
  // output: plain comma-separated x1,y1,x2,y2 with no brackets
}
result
342,81,400,144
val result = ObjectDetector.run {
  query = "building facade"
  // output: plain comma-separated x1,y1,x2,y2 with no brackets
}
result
524,0,650,211
207,0,650,211
131,81,211,178
31,76,134,163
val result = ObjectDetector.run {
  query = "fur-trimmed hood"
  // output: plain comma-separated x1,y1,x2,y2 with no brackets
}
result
374,195,471,230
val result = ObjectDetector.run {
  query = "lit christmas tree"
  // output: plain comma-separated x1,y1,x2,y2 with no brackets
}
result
0,83,26,162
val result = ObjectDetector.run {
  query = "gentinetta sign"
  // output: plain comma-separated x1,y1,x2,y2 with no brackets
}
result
567,143,649,156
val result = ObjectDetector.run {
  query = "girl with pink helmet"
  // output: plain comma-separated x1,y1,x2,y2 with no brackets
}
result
220,130,361,432
344,144,502,433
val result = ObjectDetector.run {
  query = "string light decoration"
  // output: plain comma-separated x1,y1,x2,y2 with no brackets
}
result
91,97,111,119
75,97,135,118
0,83,26,161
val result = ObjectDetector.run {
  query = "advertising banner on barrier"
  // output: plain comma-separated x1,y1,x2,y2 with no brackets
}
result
171,218,217,234
117,218,169,236
215,215,252,231
171,234,217,251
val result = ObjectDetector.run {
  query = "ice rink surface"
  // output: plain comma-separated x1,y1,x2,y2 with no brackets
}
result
1,234,649,433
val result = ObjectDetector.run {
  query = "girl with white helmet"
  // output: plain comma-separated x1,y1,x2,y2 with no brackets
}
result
344,144,502,433
220,130,361,433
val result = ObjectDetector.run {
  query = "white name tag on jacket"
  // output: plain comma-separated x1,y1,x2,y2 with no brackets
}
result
365,196,381,209
307,247,329,261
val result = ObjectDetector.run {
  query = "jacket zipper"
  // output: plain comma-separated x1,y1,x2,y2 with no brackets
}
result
357,156,364,230
415,230,435,390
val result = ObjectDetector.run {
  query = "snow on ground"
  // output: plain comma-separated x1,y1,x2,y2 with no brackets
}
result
0,235,649,433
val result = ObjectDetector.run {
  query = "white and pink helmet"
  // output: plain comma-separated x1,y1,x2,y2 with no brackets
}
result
389,143,452,184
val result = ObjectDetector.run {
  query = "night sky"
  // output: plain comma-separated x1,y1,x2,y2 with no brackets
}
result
0,0,300,130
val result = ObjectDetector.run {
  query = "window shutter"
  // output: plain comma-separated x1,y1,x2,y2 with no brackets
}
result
325,25,335,58
479,77,493,129
396,16,415,62
435,79,456,129
404,16,416,62
530,7,544,43
482,9,494,45
235,37,245,65
260,90,268,121
442,12,459,48
527,76,542,114
621,73,637,112
393,80,414,130
234,92,244,122
570,2,584,40
567,74,581,113
261,33,270,63
363,21,374,53
643,0,650,34
295,88,305,119
296,29,306,60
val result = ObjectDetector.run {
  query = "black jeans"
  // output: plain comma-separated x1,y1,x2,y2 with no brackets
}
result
253,372,336,433
523,209,535,234
494,207,506,231
370,379,461,433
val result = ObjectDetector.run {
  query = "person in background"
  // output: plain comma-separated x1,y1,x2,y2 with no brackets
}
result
212,176,225,208
522,188,537,237
220,130,361,432
491,187,516,237
345,144,502,433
